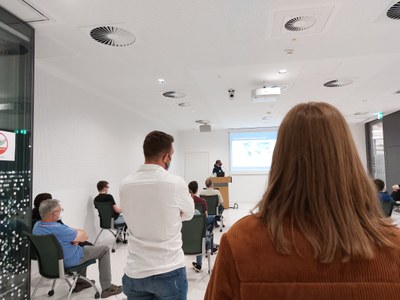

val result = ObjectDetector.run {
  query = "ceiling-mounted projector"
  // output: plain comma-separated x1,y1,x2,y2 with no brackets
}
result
251,86,281,103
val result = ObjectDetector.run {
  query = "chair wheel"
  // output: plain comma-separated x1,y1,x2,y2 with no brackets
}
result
220,229,222,232
48,290,55,296
112,249,115,253
123,240,128,244
223,225,225,228
95,292,100,298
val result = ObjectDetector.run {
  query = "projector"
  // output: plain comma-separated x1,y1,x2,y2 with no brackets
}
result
199,124,211,132
251,87,281,103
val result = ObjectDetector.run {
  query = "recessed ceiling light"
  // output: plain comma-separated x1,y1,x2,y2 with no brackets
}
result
178,102,191,107
156,78,166,84
278,69,287,74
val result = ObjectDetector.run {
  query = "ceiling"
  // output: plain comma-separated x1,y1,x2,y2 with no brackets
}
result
1,0,400,131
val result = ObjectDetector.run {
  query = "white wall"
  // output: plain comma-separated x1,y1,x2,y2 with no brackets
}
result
33,64,176,242
177,124,368,208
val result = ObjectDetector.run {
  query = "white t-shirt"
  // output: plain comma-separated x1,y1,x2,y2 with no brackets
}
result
120,164,194,278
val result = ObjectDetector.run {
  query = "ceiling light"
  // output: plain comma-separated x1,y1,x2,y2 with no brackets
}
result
278,69,287,74
178,102,191,107
156,79,166,84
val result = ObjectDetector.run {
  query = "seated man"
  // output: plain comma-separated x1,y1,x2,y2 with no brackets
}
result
200,178,225,227
373,179,393,202
94,181,126,242
188,181,218,272
33,199,122,298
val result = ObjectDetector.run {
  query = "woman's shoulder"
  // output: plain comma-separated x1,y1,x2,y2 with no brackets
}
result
225,213,265,237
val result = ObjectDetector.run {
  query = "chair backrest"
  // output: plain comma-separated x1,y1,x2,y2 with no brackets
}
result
195,203,205,214
25,233,64,279
381,200,394,217
94,201,114,229
202,195,219,215
181,214,206,255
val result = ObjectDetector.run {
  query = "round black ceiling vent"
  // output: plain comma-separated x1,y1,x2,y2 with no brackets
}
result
0,39,28,55
284,16,317,31
323,79,353,88
162,91,187,99
387,2,400,20
90,26,136,47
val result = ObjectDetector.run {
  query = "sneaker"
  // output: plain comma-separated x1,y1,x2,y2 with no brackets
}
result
212,244,219,253
101,284,122,298
72,279,95,293
192,262,202,272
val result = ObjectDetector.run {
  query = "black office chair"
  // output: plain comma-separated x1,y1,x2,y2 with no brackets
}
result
181,214,212,274
381,200,395,217
202,194,225,232
25,233,100,299
93,201,126,253
195,203,205,214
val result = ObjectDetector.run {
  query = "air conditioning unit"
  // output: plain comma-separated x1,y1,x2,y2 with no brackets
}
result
251,87,281,103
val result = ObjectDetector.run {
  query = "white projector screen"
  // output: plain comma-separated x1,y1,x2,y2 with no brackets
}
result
230,129,278,174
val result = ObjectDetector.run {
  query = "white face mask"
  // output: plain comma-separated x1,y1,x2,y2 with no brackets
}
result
58,211,63,221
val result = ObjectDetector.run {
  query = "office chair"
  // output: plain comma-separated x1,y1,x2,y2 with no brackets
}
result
93,201,126,253
381,200,395,217
202,194,225,232
25,233,100,299
181,214,212,274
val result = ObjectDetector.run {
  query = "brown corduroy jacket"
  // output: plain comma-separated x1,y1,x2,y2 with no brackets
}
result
205,214,400,300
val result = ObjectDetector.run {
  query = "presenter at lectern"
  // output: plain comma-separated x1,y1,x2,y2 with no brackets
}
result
213,160,225,177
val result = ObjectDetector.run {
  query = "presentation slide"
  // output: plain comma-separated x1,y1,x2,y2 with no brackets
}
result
230,130,277,174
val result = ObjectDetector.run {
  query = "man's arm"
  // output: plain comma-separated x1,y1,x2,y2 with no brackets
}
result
73,229,89,242
217,190,224,205
176,178,194,221
112,204,122,213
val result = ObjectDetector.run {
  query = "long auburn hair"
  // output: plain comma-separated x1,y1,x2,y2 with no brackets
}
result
257,102,395,263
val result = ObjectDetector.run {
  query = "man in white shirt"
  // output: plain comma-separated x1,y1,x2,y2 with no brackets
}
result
120,130,194,300
200,178,225,227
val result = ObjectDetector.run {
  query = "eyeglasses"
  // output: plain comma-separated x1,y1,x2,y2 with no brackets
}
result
53,208,64,213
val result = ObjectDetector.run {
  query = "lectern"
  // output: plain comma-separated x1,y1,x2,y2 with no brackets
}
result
210,177,232,208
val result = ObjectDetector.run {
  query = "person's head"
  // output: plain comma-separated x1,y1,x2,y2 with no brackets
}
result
205,178,213,188
97,180,109,193
188,181,198,195
215,160,222,167
143,131,174,170
33,193,52,209
257,102,395,262
39,199,63,222
373,179,385,192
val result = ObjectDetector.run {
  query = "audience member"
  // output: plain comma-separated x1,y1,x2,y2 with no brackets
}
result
200,178,225,227
120,130,194,300
373,179,393,202
205,102,400,299
188,181,218,272
94,180,126,242
212,160,225,177
33,199,122,297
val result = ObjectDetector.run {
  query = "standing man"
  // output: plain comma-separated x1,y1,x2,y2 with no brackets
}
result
120,130,194,300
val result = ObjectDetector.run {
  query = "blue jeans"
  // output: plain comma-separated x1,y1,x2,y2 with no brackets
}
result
196,238,211,266
122,267,188,300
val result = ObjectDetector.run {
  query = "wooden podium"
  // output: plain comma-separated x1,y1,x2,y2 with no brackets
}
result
210,177,232,208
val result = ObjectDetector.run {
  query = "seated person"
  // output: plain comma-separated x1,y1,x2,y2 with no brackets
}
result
200,178,225,227
94,181,126,242
33,199,122,298
188,181,218,272
373,179,393,202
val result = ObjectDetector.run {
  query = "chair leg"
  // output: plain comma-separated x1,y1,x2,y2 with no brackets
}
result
94,229,104,245
66,275,79,300
78,275,100,298
207,251,211,274
48,279,56,296
31,276,44,298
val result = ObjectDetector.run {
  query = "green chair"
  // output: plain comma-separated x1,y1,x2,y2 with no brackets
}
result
25,233,100,299
93,201,126,253
195,203,205,214
202,194,225,232
181,214,212,274
381,200,395,217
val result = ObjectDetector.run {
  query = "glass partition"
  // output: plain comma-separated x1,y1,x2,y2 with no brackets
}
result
366,120,385,183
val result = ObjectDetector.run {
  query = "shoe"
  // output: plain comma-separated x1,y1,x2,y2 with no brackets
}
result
214,223,220,228
212,244,219,253
72,279,95,293
192,262,202,272
101,284,122,298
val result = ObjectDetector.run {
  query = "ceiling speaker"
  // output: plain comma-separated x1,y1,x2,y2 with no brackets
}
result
199,124,211,132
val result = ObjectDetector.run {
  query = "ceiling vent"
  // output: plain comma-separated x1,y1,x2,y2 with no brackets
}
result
162,91,187,99
323,79,353,88
284,16,317,31
0,39,28,56
90,26,136,47
387,1,400,19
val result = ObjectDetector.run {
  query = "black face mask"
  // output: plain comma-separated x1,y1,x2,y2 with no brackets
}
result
164,155,171,170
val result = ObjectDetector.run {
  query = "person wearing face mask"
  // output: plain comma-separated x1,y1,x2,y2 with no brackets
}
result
120,130,194,300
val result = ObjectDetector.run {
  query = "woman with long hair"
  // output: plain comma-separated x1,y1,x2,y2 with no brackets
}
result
205,102,400,299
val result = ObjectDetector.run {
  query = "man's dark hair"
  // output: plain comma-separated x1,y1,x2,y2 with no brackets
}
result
34,193,53,209
143,131,174,160
215,160,221,165
373,179,385,192
188,181,198,194
97,180,109,192
205,178,212,188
